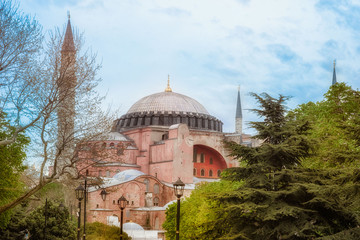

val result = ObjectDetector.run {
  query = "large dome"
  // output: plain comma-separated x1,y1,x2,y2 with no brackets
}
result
127,91,209,115
113,89,223,132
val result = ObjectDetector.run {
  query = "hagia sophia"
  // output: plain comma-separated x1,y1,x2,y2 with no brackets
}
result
57,16,288,236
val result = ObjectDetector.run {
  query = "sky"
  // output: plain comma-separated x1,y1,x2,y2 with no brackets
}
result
20,0,360,133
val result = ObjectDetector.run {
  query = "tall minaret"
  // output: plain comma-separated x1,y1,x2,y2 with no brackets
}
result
332,60,337,85
235,86,243,135
57,12,77,174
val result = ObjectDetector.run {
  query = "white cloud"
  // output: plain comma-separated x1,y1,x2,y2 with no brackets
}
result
20,0,360,133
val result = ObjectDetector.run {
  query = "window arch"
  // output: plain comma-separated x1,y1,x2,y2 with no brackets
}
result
200,153,205,163
217,170,221,177
154,183,160,194
210,157,213,164
209,170,213,177
201,169,205,176
193,168,196,176
153,197,159,206
193,149,197,162
110,142,115,148
106,170,110,177
144,179,149,192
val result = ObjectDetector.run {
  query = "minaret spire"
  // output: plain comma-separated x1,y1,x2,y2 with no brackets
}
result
57,13,77,177
235,86,243,134
332,59,337,85
165,74,172,92
62,11,75,53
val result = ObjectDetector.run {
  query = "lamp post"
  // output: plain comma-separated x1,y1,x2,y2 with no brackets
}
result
173,178,185,240
117,195,127,240
83,178,87,240
43,198,48,240
100,189,108,201
75,185,85,240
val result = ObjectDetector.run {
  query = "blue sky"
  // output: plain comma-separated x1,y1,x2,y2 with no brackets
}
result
20,0,360,133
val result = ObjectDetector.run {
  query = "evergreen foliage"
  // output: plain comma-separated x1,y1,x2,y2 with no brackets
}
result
0,200,76,239
225,93,312,170
25,200,76,240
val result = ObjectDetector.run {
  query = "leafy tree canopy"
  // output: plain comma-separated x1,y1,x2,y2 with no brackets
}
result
292,82,360,168
0,113,29,228
163,180,243,240
86,222,131,240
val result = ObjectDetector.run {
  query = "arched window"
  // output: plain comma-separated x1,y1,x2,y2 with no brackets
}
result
200,153,205,163
193,168,196,176
116,169,120,174
153,197,159,206
101,142,106,149
144,179,149,192
110,142,115,148
217,170,221,177
193,149,197,162
162,133,168,140
210,157,213,164
209,170,213,177
201,169,205,176
106,170,110,177
154,183,160,194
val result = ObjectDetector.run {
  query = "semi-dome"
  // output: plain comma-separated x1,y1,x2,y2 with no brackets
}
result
127,91,209,115
113,169,145,182
113,85,223,132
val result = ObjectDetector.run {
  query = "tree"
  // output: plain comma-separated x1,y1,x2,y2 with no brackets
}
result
218,93,360,239
163,180,242,240
0,0,42,82
224,93,312,170
0,114,29,228
292,83,360,168
0,0,114,216
0,200,76,240
86,222,131,240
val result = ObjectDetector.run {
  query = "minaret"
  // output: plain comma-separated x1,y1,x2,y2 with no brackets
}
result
57,12,77,175
235,86,242,135
332,60,337,85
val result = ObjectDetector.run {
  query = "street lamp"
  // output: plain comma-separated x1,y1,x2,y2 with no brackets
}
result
100,189,108,201
173,178,185,240
43,198,48,240
117,195,127,240
75,185,85,240
83,178,88,240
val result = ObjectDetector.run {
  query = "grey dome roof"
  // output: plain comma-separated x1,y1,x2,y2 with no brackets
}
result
127,91,209,115
113,169,145,182
113,90,223,132
123,222,144,231
94,132,131,141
